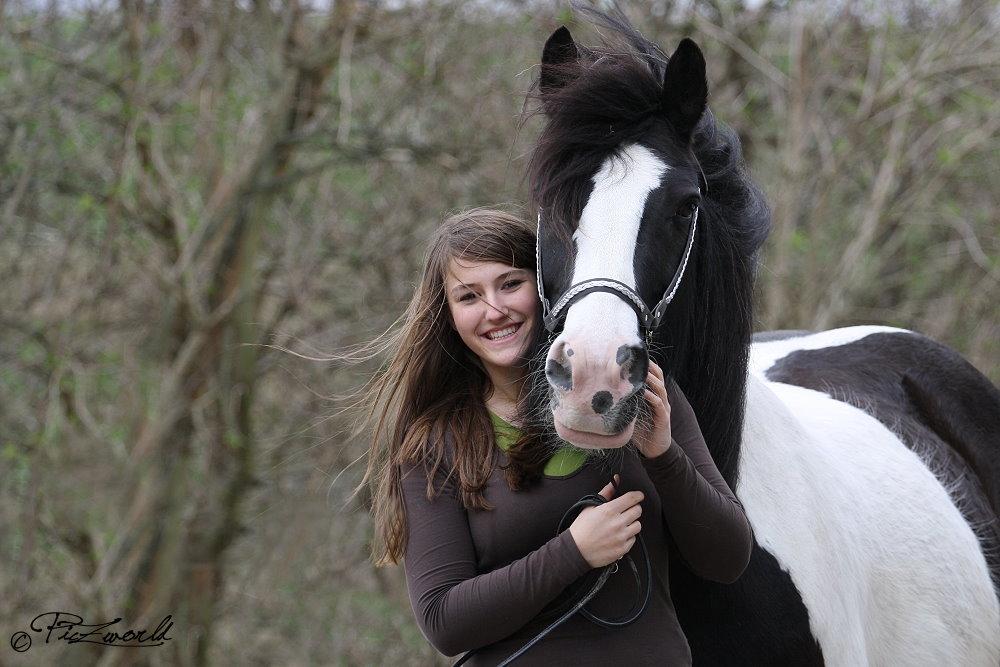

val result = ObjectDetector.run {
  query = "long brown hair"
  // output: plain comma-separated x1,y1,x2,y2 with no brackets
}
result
357,207,546,565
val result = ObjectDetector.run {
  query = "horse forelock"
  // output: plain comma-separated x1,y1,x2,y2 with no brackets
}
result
529,20,680,229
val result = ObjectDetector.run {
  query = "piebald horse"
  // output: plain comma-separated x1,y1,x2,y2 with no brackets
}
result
526,9,1000,665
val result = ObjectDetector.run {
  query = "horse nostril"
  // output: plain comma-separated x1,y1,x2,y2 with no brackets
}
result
616,344,649,388
546,358,573,391
592,390,613,414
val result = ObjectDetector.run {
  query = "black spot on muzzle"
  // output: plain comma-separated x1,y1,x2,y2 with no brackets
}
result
546,358,573,392
616,344,650,388
591,390,613,414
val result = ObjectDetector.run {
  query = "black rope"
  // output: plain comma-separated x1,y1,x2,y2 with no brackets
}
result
453,462,652,666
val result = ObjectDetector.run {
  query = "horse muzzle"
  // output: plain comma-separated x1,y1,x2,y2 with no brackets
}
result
545,335,648,449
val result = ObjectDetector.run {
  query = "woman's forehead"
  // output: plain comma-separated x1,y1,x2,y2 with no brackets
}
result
445,259,533,285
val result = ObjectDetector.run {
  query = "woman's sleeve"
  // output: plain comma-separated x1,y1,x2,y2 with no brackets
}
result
640,381,753,583
400,460,592,656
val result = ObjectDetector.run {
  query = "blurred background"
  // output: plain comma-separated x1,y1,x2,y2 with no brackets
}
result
1,0,997,664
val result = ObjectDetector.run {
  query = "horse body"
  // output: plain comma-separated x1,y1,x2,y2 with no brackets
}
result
527,9,1000,665
745,339,998,665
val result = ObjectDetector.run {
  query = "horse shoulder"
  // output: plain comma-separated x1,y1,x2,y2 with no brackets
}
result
738,371,1000,666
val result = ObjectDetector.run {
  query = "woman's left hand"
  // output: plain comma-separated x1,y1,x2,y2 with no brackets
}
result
632,361,672,458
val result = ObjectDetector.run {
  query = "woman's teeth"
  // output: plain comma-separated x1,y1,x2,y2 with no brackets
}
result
487,325,518,340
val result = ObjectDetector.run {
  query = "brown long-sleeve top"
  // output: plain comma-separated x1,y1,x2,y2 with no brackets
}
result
401,382,752,665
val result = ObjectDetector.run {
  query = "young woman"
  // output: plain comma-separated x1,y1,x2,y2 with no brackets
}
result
360,207,752,665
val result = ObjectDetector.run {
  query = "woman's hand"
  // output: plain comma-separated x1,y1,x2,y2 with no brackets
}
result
568,477,644,568
632,361,672,458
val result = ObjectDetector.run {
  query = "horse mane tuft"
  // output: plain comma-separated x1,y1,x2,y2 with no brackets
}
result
529,8,669,242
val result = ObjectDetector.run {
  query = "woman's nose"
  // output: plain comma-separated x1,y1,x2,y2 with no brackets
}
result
484,297,509,320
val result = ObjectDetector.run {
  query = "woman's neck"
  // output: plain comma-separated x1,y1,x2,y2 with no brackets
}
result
485,367,525,425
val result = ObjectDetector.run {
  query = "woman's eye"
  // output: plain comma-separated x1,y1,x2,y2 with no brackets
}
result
457,292,476,302
503,279,524,290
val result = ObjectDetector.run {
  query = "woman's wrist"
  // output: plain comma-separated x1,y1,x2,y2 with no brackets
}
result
636,438,672,459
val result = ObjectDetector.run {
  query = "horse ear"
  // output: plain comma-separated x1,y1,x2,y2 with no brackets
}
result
541,26,579,94
662,38,708,141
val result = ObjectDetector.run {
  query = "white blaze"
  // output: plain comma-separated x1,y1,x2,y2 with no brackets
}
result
562,143,668,340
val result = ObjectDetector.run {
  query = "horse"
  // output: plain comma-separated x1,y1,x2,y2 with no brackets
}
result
525,9,1000,665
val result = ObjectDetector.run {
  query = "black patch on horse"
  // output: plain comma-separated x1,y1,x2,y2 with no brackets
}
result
765,331,1000,592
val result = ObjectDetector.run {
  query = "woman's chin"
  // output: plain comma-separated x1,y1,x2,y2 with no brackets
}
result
554,420,635,450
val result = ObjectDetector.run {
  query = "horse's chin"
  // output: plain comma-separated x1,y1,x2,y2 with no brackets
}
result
554,419,635,450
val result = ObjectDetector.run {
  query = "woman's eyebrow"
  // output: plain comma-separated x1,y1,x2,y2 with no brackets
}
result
496,269,530,283
448,269,530,296
449,282,477,296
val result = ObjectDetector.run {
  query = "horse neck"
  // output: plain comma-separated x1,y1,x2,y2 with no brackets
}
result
656,209,755,491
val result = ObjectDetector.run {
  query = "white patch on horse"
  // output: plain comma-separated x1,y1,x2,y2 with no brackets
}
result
739,374,1000,666
561,143,667,342
750,325,909,376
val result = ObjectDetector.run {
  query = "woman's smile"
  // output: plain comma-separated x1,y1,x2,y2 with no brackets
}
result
484,322,522,341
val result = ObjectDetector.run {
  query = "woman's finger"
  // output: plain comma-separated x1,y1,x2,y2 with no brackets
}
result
597,474,621,501
606,490,644,510
644,389,666,415
622,503,643,524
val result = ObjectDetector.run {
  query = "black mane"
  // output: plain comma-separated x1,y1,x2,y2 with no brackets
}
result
527,8,771,489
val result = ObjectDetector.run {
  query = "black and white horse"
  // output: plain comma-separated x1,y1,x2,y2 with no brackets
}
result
527,10,1000,665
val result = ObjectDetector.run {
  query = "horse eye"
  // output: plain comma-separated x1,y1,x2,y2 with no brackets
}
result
676,201,697,219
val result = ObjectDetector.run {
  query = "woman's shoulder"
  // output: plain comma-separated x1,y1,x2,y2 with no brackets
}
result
665,377,699,425
400,417,458,467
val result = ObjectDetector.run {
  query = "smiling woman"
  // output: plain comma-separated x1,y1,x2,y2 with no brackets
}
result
445,260,537,417
351,205,751,665
357,207,552,554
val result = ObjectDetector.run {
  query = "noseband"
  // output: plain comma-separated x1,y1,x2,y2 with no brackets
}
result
536,205,698,333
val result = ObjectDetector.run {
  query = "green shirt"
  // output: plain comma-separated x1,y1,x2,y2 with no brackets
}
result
490,412,588,476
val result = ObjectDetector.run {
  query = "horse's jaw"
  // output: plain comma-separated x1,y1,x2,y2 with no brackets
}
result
549,389,642,450
553,417,635,450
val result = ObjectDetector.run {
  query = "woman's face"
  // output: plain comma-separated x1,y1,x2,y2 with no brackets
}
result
445,258,538,385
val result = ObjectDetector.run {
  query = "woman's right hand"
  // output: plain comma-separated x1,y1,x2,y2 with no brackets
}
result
568,478,644,568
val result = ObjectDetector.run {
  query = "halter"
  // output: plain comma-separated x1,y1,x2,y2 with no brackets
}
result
536,202,699,333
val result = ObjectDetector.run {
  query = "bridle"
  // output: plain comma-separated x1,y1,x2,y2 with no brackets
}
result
536,201,699,334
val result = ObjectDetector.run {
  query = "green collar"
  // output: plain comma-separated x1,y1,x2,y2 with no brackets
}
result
490,412,587,477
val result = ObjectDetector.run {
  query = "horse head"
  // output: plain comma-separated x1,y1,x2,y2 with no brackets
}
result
531,23,709,450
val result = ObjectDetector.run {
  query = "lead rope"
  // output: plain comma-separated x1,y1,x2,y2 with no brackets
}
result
453,467,652,666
